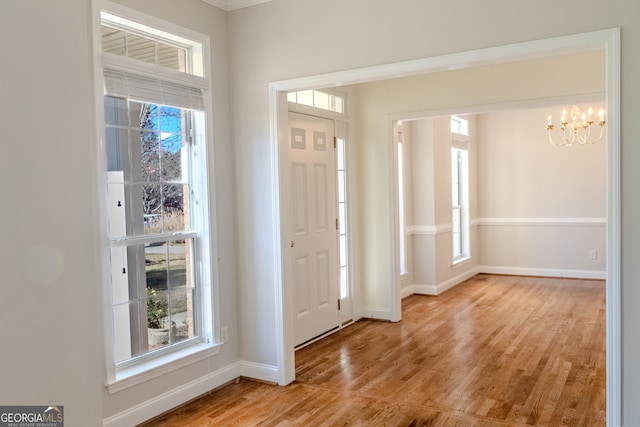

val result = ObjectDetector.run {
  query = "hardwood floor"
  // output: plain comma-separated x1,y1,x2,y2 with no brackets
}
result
139,274,606,426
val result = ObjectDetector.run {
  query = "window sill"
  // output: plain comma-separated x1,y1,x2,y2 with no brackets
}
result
106,342,222,394
451,255,472,267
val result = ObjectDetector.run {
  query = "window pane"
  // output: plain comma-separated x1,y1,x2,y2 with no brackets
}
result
453,232,461,257
127,33,156,64
159,106,182,132
140,184,162,232
452,185,459,206
329,94,344,114
101,25,126,56
297,90,313,107
338,171,345,203
157,42,187,72
313,90,329,110
140,131,161,181
146,290,171,351
161,134,185,182
162,184,189,232
340,266,348,299
452,208,461,233
169,289,195,343
340,235,347,267
339,203,346,235
146,243,168,292
141,104,160,129
168,239,191,289
337,138,345,170
287,92,296,103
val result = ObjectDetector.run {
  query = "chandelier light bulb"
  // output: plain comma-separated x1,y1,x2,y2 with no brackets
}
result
546,105,606,147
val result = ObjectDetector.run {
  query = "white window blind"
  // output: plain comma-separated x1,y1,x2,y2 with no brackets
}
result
104,68,205,111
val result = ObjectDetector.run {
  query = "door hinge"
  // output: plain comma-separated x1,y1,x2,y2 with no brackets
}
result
338,299,341,310
336,218,339,230
334,136,337,149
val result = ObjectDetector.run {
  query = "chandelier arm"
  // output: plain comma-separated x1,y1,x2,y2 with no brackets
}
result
546,105,605,147
548,130,569,147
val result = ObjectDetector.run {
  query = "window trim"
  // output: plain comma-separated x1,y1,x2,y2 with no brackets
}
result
94,0,220,391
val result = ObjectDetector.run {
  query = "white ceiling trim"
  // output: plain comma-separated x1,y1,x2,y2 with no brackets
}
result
202,0,272,11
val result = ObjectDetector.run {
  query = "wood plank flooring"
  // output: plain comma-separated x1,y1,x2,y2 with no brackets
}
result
138,274,606,426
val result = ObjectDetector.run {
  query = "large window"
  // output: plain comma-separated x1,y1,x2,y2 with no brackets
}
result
451,116,470,262
99,6,215,377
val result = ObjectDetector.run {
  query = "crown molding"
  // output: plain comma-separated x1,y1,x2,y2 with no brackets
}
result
202,0,272,11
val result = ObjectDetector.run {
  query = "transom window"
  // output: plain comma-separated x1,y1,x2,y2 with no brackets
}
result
100,11,204,77
451,115,469,136
287,89,345,114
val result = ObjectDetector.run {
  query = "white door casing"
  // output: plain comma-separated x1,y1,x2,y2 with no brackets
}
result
288,112,340,346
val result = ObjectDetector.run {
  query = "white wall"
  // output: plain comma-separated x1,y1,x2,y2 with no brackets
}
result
228,0,640,424
2,0,640,425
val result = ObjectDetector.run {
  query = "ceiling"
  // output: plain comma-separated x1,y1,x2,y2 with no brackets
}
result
202,0,272,11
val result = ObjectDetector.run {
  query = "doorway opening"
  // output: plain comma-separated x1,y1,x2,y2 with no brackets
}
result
270,28,620,426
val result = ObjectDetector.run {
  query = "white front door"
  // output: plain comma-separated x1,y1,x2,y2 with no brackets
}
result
287,112,340,347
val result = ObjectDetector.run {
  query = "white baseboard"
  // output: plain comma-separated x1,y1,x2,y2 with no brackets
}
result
240,360,279,383
361,307,392,320
103,360,277,427
402,283,438,297
407,268,479,297
401,265,604,301
477,265,606,280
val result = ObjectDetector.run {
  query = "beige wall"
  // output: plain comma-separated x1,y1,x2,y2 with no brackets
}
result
476,106,606,274
477,106,606,219
347,53,603,305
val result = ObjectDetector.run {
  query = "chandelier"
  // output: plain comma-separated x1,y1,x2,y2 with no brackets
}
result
546,105,606,147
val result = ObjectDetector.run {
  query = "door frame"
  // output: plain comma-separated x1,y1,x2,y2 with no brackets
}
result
269,28,620,426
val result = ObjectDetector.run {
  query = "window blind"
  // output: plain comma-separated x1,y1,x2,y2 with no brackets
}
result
451,135,469,150
104,68,205,111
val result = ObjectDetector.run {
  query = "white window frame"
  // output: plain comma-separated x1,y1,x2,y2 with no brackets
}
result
93,1,221,393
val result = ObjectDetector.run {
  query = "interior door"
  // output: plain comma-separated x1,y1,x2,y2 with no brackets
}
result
288,111,340,347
